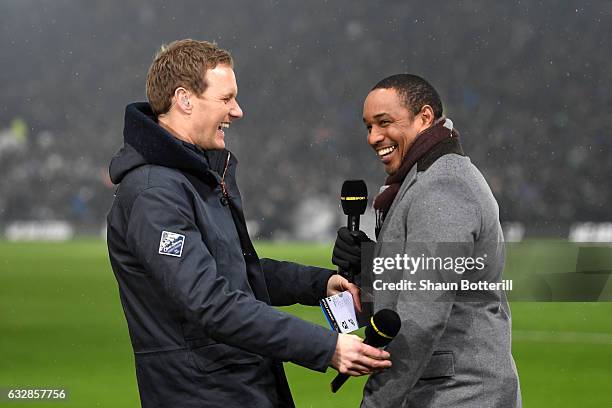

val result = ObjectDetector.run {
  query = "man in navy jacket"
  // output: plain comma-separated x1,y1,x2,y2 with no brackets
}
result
106,39,390,408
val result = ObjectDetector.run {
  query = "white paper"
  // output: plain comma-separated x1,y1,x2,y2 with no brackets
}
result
320,290,359,333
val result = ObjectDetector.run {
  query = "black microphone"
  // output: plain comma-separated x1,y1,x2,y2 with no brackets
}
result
339,180,368,281
341,180,368,232
331,309,401,393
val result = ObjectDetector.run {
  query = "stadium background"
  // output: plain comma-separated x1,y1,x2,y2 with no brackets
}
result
1,1,611,407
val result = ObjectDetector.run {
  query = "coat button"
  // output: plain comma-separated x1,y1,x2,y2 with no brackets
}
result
220,196,229,206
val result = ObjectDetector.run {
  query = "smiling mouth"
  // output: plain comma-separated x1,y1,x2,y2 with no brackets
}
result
217,122,230,137
376,145,397,157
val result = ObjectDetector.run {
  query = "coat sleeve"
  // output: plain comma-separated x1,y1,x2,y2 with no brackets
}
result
125,186,337,372
362,175,481,407
259,258,335,306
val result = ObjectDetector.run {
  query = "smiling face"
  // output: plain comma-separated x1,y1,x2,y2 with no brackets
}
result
189,64,243,150
363,88,432,175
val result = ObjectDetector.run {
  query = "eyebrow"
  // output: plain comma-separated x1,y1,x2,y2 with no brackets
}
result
363,112,389,123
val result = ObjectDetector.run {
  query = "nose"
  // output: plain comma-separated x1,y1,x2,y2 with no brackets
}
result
367,127,384,147
230,99,243,119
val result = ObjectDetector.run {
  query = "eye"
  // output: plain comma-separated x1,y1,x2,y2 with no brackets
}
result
365,124,372,133
380,119,390,127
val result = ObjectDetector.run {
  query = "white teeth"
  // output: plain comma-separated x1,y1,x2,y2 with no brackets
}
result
219,123,230,129
377,146,396,157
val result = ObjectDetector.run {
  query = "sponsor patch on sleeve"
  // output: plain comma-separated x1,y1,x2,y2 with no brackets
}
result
158,231,185,257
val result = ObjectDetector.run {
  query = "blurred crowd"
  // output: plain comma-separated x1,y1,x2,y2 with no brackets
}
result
1,1,610,238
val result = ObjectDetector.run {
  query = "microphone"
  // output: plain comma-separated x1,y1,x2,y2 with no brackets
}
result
341,180,368,232
331,309,401,393
339,180,368,281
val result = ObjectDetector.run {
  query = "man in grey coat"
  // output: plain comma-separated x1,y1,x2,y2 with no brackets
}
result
332,74,521,407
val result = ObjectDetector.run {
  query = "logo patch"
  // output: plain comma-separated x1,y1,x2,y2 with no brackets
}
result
158,231,185,257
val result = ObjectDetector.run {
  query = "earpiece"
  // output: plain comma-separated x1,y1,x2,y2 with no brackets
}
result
182,96,190,107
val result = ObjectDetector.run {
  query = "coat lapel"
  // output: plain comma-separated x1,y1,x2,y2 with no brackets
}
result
378,164,419,240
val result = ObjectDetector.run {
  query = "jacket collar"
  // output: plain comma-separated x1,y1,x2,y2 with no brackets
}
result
416,137,464,172
111,102,237,185
376,138,465,239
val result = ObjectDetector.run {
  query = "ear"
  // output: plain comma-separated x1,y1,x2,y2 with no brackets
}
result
418,105,435,128
174,87,192,113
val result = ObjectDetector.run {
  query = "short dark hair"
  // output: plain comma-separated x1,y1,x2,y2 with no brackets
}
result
371,74,443,119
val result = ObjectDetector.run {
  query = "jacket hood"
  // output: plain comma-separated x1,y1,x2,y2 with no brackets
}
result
109,102,235,184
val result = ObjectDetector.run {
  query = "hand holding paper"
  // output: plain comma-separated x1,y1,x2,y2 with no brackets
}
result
326,274,362,313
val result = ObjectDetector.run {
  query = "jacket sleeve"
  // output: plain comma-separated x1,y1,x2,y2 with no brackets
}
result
362,176,481,407
259,258,335,306
125,185,337,372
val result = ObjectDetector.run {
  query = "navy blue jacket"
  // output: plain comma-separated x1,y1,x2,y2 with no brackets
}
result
106,103,338,408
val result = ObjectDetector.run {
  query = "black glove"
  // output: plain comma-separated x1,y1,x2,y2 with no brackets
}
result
332,227,373,277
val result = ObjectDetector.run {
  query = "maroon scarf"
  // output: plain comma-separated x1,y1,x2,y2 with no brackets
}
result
373,118,459,235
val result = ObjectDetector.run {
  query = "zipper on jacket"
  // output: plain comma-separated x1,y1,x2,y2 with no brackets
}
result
219,152,230,206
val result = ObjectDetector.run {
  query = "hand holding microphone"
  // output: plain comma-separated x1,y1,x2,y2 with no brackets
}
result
332,226,373,279
331,309,401,393
333,180,373,281
331,333,390,377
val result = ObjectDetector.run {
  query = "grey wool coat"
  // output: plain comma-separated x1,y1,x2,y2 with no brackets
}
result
361,142,521,408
